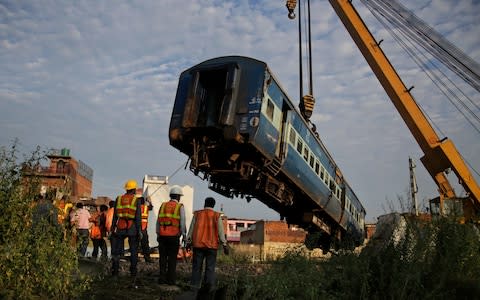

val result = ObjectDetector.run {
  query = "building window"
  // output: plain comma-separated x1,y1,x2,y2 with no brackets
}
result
57,160,65,173
236,222,245,230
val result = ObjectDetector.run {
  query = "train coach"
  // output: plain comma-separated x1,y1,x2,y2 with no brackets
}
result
169,56,365,250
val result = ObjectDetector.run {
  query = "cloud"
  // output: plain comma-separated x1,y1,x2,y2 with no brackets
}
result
1,0,479,222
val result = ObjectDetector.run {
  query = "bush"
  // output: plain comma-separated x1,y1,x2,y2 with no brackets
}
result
0,142,90,299
226,216,480,299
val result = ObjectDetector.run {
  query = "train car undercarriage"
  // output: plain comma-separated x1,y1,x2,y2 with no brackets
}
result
186,135,346,250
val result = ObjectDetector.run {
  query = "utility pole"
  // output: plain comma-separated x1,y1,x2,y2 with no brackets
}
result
409,157,419,216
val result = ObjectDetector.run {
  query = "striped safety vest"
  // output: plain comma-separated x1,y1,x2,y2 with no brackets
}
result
157,200,182,236
192,209,221,249
141,204,149,231
116,194,138,219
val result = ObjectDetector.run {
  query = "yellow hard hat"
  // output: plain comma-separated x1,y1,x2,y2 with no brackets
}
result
124,179,137,191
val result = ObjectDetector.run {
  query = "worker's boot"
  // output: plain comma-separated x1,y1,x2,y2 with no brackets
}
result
111,255,120,277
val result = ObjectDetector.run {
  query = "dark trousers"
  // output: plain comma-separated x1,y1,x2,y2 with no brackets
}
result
111,234,138,276
191,248,218,290
139,229,150,259
157,235,180,284
77,228,89,257
92,238,107,258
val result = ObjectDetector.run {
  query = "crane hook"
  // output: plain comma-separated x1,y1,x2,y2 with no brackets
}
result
286,0,297,19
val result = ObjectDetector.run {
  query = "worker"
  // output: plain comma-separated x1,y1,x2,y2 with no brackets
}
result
186,197,228,295
156,185,186,285
139,196,153,263
90,205,108,260
32,193,60,232
73,202,91,258
110,180,142,277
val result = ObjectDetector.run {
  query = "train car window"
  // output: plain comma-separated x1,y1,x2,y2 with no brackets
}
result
315,161,320,175
309,155,314,168
320,167,325,180
297,139,303,153
289,126,296,145
266,98,274,121
329,179,335,191
303,147,309,161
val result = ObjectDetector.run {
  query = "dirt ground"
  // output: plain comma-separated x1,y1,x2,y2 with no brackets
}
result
79,256,259,300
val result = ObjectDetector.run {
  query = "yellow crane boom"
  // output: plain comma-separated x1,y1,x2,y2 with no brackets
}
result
286,0,480,220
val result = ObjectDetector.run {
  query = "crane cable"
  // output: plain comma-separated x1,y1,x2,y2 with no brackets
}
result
359,0,480,177
366,0,480,115
365,0,480,93
360,0,480,133
287,0,316,122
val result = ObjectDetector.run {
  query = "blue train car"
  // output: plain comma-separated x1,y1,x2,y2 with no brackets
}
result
169,56,365,249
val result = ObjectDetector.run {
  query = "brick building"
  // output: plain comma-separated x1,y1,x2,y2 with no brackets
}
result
26,148,93,202
237,220,308,260
240,220,306,244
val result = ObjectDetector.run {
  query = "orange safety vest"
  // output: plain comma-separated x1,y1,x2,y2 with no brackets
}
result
192,209,221,249
157,200,182,237
141,204,149,231
90,213,102,239
115,194,138,230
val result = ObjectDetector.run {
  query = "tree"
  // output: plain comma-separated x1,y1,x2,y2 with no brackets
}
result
0,141,89,299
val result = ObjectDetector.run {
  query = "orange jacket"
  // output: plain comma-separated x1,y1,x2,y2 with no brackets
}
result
192,209,221,249
89,212,102,239
157,201,183,237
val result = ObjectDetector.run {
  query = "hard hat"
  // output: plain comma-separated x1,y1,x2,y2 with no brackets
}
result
124,179,138,191
169,185,183,196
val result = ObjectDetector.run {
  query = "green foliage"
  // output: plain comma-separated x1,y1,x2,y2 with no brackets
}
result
0,141,90,299
224,217,480,299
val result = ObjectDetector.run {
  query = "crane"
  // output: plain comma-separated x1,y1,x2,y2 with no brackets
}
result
285,0,480,222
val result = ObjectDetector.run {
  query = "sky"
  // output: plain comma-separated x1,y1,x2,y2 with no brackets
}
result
1,0,479,223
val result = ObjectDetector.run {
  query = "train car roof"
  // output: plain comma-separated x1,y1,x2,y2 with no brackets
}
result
182,55,267,73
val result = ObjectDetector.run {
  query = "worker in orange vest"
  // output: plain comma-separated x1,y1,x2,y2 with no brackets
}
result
110,180,142,277
139,196,153,263
186,197,228,294
89,205,108,260
156,185,186,285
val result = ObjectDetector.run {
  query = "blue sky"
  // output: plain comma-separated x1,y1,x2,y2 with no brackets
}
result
1,0,479,222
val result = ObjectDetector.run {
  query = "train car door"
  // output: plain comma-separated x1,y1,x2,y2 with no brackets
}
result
275,104,292,161
182,63,239,128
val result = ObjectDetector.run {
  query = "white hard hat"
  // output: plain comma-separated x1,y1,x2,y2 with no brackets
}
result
169,185,183,196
